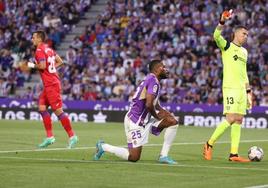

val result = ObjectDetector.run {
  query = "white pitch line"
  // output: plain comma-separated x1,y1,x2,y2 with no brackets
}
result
0,146,93,154
0,139,267,154
0,156,268,172
245,185,268,188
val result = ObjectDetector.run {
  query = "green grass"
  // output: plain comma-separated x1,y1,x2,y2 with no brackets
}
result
0,120,268,188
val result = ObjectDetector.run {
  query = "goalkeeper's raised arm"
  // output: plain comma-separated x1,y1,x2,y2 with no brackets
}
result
213,10,233,50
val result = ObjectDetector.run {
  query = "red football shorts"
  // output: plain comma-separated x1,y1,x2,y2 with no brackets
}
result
39,83,63,110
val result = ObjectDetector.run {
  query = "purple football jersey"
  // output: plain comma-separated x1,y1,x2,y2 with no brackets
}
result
127,73,160,126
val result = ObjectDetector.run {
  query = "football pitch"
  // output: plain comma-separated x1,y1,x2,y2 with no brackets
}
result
0,120,267,188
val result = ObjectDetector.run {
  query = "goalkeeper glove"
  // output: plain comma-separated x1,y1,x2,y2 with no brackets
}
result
219,9,233,25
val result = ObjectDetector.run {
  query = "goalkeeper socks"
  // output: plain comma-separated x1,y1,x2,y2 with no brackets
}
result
58,112,74,137
229,153,238,158
160,125,178,156
102,143,129,160
231,123,241,154
40,111,53,137
208,120,230,146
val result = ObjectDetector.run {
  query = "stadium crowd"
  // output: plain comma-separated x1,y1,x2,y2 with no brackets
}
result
0,0,92,96
0,0,267,106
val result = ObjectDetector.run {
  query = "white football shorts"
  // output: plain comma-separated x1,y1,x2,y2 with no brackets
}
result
124,114,162,148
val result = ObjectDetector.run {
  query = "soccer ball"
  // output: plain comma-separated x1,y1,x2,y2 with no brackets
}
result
248,146,264,162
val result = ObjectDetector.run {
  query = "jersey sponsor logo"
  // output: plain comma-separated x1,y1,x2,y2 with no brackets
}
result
233,54,246,63
153,85,158,93
233,55,238,61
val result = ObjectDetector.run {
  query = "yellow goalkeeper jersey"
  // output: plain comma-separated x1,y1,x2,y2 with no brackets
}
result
213,28,249,89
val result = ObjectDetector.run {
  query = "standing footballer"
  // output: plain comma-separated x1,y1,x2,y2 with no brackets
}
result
203,10,252,162
28,30,78,148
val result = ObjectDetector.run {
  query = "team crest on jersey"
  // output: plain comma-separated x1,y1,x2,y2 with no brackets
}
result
153,85,158,93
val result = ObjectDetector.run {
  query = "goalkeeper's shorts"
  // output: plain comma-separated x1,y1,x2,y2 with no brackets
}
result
223,88,247,115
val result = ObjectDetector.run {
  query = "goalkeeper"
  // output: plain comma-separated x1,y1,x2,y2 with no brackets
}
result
203,10,252,162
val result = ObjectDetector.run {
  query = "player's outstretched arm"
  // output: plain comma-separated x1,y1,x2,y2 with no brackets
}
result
213,9,233,50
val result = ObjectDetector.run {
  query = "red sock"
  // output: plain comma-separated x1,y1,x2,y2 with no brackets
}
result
58,113,74,137
40,111,53,137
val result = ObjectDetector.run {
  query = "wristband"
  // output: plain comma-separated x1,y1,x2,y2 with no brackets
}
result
219,20,225,25
246,88,251,93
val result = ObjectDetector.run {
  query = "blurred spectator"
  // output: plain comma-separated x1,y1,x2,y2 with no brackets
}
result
0,76,7,97
66,46,77,64
114,62,125,77
71,36,83,50
22,86,34,99
0,0,4,13
82,84,98,101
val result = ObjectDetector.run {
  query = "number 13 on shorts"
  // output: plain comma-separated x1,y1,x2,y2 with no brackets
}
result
223,89,247,115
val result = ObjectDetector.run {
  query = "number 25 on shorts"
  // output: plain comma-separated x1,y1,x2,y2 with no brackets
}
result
131,130,141,140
